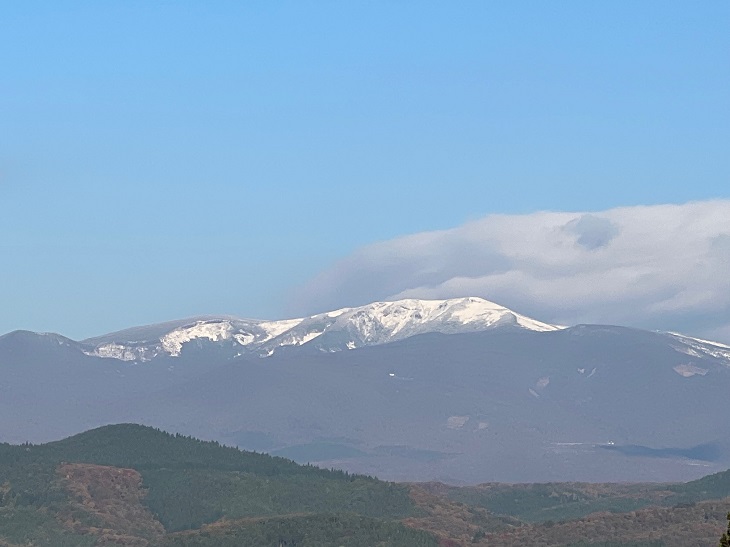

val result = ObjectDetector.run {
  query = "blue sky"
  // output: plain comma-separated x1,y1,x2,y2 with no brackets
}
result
2,1,729,339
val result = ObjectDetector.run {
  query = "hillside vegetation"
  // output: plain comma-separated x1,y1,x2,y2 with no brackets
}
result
423,470,730,524
0,424,436,546
1,424,730,546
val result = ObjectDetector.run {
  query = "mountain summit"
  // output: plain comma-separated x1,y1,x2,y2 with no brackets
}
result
81,297,562,361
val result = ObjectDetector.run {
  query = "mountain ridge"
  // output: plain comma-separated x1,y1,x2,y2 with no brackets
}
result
38,297,565,362
5,296,726,367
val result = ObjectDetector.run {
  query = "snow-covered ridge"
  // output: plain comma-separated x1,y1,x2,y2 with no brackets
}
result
666,332,730,365
318,297,560,346
72,298,730,365
82,297,563,361
161,321,235,356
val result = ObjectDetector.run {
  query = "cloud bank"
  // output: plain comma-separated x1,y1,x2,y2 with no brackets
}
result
293,200,730,343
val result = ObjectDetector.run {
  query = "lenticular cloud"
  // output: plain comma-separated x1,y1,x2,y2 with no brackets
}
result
295,200,730,343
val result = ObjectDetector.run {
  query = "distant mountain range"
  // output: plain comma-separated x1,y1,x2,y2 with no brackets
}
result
2,297,730,484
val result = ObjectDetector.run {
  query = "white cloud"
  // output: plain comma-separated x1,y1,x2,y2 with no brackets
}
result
293,200,730,343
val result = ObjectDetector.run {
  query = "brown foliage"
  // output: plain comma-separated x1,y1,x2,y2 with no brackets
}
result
478,499,730,547
403,484,520,546
56,463,165,546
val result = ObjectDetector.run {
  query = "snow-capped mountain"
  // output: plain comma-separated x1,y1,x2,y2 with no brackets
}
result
4,297,730,483
81,297,563,362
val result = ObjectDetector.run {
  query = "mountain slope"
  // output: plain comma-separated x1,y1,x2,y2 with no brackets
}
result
3,298,730,483
123,325,730,483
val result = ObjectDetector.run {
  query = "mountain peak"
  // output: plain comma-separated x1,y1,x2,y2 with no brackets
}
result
76,297,562,361
309,297,560,342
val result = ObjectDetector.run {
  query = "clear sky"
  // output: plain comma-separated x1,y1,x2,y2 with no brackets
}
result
2,1,729,340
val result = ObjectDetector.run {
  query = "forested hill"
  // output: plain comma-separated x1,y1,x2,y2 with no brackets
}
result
0,424,443,546
13,423,336,475
3,424,730,546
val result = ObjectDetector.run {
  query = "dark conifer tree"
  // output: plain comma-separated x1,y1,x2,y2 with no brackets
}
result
720,512,730,547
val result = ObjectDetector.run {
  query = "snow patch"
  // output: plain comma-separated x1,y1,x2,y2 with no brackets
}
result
668,332,730,349
160,321,234,356
277,330,324,347
324,308,349,319
673,364,709,377
233,333,255,346
297,330,323,345
84,343,153,362
257,319,304,342
447,416,470,429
